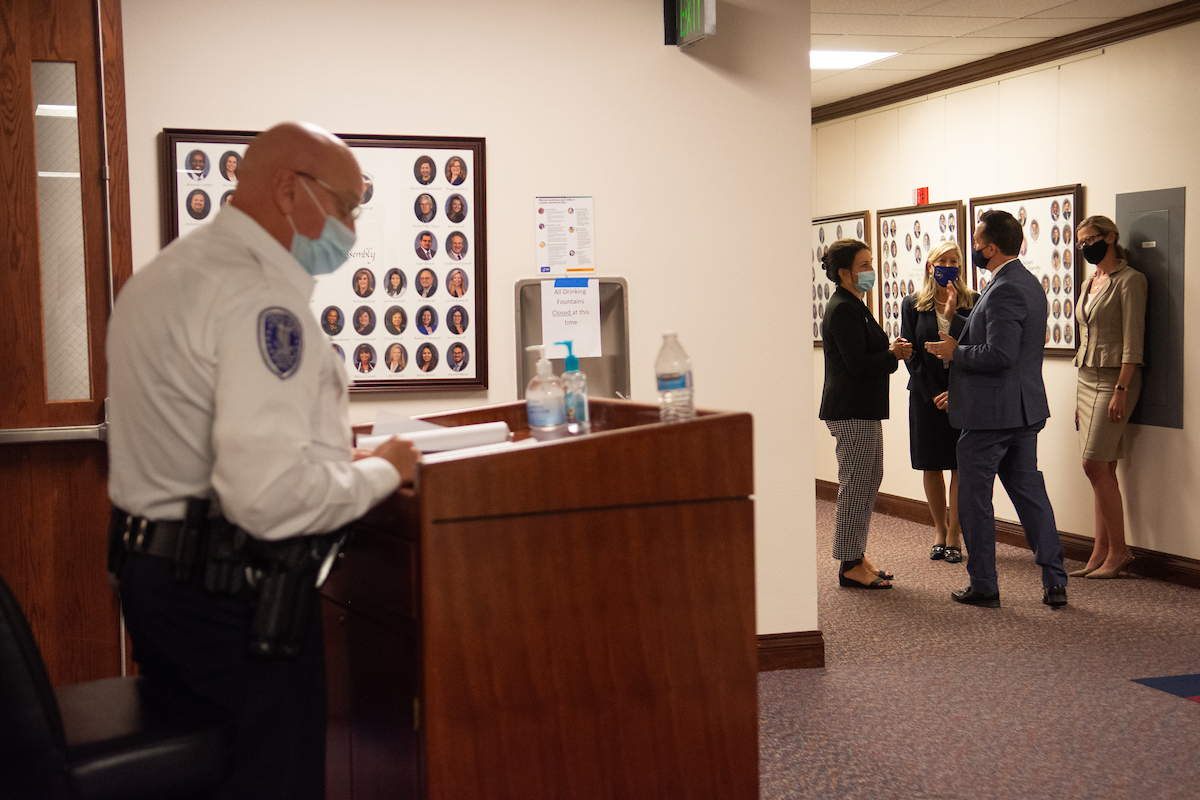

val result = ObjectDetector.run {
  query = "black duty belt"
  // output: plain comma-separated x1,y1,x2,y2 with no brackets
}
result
114,513,187,560
109,500,352,659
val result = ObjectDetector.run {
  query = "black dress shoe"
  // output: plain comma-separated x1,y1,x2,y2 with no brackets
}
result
1043,585,1068,608
951,586,1000,608
944,546,963,564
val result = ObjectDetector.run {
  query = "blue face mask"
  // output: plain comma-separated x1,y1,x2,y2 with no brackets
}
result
289,178,356,276
853,269,876,294
933,266,959,287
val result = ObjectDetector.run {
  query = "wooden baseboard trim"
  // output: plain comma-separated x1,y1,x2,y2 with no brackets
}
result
816,479,1200,590
757,630,825,672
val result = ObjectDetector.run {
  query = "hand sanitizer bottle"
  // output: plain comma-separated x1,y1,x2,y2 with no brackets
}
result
525,345,567,440
556,340,590,436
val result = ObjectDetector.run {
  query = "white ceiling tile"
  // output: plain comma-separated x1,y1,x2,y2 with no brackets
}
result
966,16,1115,37
1029,0,1179,18
811,33,948,53
808,0,1180,110
908,36,1050,54
858,52,984,72
812,0,935,13
813,13,1011,37
907,0,1064,16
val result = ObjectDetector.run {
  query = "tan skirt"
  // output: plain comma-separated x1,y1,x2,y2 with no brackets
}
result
1077,365,1141,461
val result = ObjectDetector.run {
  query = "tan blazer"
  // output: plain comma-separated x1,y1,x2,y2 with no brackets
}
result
1074,260,1147,368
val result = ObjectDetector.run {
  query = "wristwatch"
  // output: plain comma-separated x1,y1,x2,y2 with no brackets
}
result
1115,385,1127,392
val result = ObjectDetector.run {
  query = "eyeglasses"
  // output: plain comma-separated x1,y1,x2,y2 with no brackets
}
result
1078,233,1108,247
296,171,362,221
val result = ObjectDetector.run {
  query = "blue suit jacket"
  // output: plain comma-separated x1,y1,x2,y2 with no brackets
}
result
947,259,1050,431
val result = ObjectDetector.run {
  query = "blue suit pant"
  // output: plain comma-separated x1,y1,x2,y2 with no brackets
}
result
956,421,1067,594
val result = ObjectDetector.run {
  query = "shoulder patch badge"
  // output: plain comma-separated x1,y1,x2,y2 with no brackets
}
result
257,307,304,379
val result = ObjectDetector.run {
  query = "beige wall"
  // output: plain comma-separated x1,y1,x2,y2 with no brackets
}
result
121,0,817,633
812,22,1200,560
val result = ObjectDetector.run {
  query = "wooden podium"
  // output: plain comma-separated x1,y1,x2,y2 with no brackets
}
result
321,399,758,799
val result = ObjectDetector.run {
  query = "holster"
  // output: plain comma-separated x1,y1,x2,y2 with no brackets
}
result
106,510,133,586
203,515,248,594
243,529,349,659
174,497,209,582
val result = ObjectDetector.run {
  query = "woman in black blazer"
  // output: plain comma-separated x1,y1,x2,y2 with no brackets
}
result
900,241,977,564
820,239,912,589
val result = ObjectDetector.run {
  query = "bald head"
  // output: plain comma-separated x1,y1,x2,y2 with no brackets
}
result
231,122,363,250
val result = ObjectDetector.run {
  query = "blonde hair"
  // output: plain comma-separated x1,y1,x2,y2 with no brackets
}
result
914,241,976,313
1076,215,1129,261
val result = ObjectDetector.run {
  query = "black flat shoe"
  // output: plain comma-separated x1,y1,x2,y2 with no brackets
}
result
838,558,892,590
874,569,895,580
944,546,963,564
929,544,946,560
1043,585,1068,608
951,586,1000,608
839,572,893,590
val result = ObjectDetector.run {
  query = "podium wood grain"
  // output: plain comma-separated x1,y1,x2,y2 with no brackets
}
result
323,399,758,799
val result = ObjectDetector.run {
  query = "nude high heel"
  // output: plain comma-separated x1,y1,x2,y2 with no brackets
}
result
1086,553,1135,579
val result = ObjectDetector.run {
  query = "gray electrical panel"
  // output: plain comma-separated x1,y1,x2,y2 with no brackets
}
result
1116,187,1185,429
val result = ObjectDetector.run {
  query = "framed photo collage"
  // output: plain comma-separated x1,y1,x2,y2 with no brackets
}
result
161,128,488,391
812,184,1083,355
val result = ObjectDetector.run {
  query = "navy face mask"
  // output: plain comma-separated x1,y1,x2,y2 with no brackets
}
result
933,266,959,287
971,246,990,270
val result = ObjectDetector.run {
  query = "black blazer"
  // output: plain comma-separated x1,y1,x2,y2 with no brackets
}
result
819,285,898,420
900,292,977,402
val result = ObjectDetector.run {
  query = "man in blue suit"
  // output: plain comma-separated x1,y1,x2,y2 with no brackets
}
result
926,209,1068,609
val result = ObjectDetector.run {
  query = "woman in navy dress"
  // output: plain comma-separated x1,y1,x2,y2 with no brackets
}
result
900,241,977,563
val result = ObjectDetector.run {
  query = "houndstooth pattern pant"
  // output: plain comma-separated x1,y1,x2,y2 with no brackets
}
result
826,419,884,561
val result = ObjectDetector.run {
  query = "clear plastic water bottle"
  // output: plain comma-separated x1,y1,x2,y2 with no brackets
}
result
655,332,695,423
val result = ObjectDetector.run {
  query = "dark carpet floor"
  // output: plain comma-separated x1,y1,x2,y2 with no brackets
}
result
758,499,1200,799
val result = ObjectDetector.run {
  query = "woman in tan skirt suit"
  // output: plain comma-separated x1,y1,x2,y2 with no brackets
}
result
1072,215,1147,579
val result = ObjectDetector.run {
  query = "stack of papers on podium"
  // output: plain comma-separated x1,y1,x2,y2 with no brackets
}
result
357,411,513,457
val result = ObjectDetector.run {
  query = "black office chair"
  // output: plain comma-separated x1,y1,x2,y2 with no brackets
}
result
0,572,232,799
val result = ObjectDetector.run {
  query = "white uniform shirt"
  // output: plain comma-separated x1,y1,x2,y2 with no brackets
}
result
107,206,399,539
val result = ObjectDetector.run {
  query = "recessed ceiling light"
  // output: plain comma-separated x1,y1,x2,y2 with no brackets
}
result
35,104,77,117
810,50,897,70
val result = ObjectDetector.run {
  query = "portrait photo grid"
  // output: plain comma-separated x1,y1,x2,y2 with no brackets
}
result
875,202,965,342
171,136,482,387
811,212,869,345
970,187,1082,352
316,147,477,382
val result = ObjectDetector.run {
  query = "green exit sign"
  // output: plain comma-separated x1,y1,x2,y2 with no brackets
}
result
665,0,715,47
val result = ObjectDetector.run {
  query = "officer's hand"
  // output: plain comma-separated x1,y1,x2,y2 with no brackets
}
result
371,437,421,486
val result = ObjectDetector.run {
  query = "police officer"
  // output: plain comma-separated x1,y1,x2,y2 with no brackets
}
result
106,122,419,799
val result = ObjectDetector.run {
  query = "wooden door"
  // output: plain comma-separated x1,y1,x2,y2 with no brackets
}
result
0,0,132,685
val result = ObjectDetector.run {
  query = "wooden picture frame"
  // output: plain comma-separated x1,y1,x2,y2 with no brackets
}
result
874,201,966,342
811,211,871,346
969,185,1083,355
160,128,488,391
